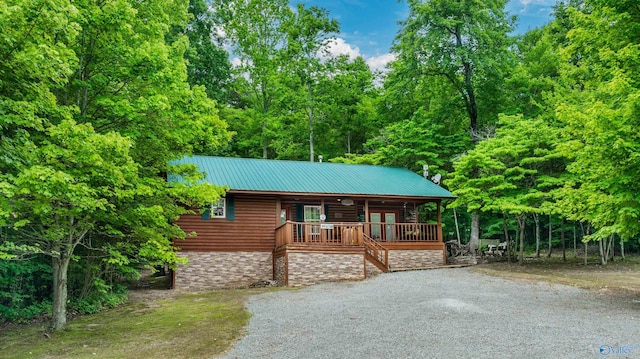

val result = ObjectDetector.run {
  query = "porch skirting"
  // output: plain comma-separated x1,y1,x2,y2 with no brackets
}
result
387,249,445,271
175,251,273,290
275,247,365,286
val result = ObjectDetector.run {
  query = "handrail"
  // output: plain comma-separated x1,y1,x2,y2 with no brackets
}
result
363,233,388,272
276,221,442,249
363,222,440,242
277,221,363,248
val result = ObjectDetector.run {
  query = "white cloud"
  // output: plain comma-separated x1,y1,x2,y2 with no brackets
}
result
519,0,555,5
324,37,396,73
325,37,362,60
230,57,243,67
366,53,396,73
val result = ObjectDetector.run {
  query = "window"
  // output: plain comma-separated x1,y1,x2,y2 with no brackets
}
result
212,198,226,218
304,205,321,235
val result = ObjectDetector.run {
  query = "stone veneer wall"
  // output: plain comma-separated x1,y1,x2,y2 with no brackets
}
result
387,250,444,271
286,251,364,286
175,251,272,290
274,255,286,286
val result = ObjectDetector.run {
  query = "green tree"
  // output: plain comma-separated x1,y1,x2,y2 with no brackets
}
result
215,0,292,158
175,0,232,103
553,0,640,260
394,0,515,144
317,55,378,158
284,4,339,162
1,0,228,329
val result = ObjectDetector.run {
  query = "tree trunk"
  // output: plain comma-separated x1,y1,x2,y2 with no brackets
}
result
581,222,590,266
469,212,480,255
620,236,625,260
584,240,588,265
308,82,314,162
51,251,71,330
453,27,478,145
573,223,577,257
453,208,461,245
517,215,526,265
534,213,540,257
561,218,566,261
599,238,607,265
262,90,269,159
503,214,511,263
547,215,552,258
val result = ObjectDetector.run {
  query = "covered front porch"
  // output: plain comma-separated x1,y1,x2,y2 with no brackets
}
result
272,197,447,286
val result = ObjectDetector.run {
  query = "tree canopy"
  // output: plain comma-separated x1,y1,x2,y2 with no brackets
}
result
2,0,640,328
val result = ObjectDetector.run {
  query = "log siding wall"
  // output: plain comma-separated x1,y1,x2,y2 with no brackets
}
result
174,195,277,252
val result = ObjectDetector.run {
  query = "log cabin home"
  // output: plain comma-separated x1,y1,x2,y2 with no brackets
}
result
170,156,455,289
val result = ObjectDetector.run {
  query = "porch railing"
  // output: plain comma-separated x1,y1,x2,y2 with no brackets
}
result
363,234,388,272
275,222,364,248
275,221,441,248
363,223,440,242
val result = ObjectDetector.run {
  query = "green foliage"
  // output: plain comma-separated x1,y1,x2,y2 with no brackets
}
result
68,283,127,316
394,0,515,142
0,257,51,323
334,108,467,173
553,0,640,241
180,0,232,103
449,115,566,214
0,0,229,328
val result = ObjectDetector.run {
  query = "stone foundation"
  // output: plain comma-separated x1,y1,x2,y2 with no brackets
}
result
175,251,273,290
286,251,365,286
388,249,444,271
274,254,286,286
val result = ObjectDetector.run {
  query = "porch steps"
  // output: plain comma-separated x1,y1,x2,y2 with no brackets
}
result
365,252,389,273
363,234,389,273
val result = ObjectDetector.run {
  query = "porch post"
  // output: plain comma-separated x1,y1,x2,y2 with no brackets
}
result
320,198,326,244
437,200,443,242
364,199,370,236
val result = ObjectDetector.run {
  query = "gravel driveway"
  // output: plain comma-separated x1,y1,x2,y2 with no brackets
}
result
220,268,640,359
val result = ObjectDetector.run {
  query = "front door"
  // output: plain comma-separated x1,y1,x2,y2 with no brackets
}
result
369,211,398,241
385,212,397,241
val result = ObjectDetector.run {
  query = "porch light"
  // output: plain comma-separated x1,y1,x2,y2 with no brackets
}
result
340,199,354,206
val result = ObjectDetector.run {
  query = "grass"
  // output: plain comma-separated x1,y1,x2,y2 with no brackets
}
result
474,254,640,296
0,287,276,359
2,257,638,358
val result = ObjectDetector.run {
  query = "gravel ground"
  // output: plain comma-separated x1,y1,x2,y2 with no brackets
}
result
220,268,640,359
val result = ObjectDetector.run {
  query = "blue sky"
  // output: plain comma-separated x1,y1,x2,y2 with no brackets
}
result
298,0,557,71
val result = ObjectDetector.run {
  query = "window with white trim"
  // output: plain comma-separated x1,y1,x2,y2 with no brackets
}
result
212,198,226,218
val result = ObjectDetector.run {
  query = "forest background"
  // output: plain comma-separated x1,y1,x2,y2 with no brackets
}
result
1,0,639,329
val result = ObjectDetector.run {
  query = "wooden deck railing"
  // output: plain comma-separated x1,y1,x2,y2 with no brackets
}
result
275,222,364,248
363,234,388,272
275,221,441,248
364,223,440,242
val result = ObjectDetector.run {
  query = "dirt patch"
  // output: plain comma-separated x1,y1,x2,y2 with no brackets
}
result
474,255,640,297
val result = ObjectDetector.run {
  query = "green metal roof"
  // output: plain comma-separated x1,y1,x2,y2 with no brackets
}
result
171,156,455,199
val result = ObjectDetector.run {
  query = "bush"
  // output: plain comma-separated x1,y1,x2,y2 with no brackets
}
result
0,257,52,323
